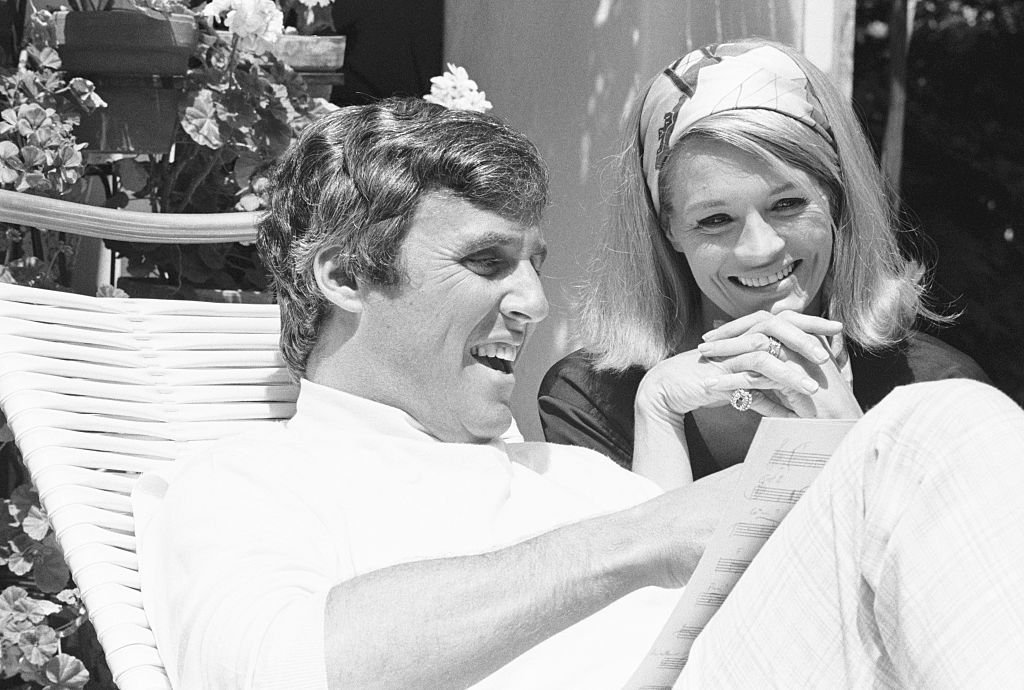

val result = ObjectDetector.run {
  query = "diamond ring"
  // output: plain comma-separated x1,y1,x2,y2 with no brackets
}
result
730,388,753,411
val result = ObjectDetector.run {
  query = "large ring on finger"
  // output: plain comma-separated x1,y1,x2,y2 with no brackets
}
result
730,388,753,412
766,336,783,359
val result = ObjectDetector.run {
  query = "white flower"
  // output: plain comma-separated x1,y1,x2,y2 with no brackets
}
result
203,0,284,53
55,588,80,606
423,63,492,113
21,505,49,541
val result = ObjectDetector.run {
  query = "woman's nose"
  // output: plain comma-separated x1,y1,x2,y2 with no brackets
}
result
734,212,785,263
503,261,549,325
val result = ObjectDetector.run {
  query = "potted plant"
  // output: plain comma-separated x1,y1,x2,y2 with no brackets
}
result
0,32,115,688
51,1,198,155
0,35,105,290
100,0,339,300
0,478,102,689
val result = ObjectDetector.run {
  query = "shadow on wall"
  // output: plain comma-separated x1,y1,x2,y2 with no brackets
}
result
446,0,804,440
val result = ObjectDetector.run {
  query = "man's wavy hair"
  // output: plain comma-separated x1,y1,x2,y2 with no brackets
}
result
578,39,950,371
258,97,549,380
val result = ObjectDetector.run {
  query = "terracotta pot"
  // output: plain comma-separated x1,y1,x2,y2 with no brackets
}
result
273,34,346,72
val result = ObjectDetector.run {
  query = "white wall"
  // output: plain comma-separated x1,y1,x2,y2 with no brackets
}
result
444,0,854,440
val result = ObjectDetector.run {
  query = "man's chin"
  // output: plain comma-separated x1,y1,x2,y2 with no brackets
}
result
460,404,514,444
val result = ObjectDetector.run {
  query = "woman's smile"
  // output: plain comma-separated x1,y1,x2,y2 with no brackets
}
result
730,260,800,288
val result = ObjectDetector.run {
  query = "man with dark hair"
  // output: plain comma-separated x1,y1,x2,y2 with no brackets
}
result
136,97,1024,689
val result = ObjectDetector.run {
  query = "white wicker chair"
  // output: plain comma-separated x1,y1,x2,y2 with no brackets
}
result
0,189,298,689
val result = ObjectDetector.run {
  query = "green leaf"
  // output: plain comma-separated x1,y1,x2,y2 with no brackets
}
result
114,159,150,193
181,90,223,149
42,653,89,690
32,545,70,594
31,47,62,72
19,146,46,170
198,243,228,270
8,485,39,526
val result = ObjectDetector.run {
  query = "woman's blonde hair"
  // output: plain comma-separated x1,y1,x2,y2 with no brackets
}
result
578,39,949,371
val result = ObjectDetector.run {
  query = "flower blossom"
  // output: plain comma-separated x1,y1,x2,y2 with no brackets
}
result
203,0,284,54
424,63,493,113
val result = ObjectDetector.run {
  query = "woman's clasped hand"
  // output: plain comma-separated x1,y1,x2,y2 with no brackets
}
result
698,310,862,419
637,311,860,429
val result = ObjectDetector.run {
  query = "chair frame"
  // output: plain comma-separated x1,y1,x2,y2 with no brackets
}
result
0,189,296,689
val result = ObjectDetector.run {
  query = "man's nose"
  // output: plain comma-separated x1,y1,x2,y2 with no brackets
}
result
734,211,785,263
503,261,549,324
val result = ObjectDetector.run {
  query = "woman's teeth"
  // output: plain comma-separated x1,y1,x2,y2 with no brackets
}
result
470,343,517,373
735,262,796,288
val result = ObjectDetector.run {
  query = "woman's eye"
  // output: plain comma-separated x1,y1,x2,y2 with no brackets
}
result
773,197,808,213
696,214,733,231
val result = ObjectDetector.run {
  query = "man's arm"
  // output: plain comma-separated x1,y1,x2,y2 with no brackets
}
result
323,466,741,689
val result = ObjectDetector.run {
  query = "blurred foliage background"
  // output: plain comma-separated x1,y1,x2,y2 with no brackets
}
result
854,0,1024,405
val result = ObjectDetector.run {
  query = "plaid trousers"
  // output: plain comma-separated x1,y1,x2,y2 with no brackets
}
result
679,379,1024,688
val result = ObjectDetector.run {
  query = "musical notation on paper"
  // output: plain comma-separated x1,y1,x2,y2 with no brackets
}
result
622,417,857,690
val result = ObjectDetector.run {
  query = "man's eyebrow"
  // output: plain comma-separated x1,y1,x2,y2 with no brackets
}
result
459,230,545,255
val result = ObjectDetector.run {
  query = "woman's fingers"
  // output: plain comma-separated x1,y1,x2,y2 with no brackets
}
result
702,351,821,395
747,390,799,418
699,323,831,365
702,310,843,343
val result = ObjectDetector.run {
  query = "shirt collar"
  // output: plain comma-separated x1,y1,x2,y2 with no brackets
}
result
288,379,508,451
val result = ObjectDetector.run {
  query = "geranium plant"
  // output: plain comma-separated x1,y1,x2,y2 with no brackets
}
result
99,1,339,294
0,474,92,689
0,29,104,291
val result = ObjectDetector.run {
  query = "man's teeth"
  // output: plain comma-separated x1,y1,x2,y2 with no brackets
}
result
470,343,518,373
470,343,518,362
736,263,796,288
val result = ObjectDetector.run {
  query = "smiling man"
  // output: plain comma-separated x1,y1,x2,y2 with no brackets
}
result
306,192,549,443
135,98,1024,690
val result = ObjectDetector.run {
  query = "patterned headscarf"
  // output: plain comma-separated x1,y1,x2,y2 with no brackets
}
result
639,41,837,214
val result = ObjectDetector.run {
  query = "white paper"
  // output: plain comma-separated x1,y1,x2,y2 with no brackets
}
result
623,416,857,690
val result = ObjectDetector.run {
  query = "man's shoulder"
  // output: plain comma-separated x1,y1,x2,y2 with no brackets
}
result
163,422,298,500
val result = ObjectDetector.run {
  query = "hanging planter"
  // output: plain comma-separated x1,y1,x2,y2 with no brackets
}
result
275,34,345,99
273,34,346,71
55,9,198,154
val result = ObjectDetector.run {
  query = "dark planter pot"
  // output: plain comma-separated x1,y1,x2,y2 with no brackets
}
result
56,10,197,154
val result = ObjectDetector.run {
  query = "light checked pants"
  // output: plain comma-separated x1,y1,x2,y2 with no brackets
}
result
678,379,1024,689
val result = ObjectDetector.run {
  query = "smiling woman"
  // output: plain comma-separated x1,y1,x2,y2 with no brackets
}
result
538,38,990,489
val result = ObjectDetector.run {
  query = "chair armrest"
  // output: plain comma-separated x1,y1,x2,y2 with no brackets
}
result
0,189,259,244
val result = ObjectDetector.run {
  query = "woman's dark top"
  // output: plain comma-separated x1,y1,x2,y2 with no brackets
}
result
538,333,990,479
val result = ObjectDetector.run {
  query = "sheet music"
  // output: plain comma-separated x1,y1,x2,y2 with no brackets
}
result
623,417,857,690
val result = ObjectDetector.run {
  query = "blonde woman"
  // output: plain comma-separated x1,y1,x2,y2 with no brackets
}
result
539,39,988,489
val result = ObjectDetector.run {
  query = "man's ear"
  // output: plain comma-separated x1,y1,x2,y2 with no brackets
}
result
313,247,363,314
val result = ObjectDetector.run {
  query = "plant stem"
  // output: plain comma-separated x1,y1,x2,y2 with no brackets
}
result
171,148,223,214
162,143,201,213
